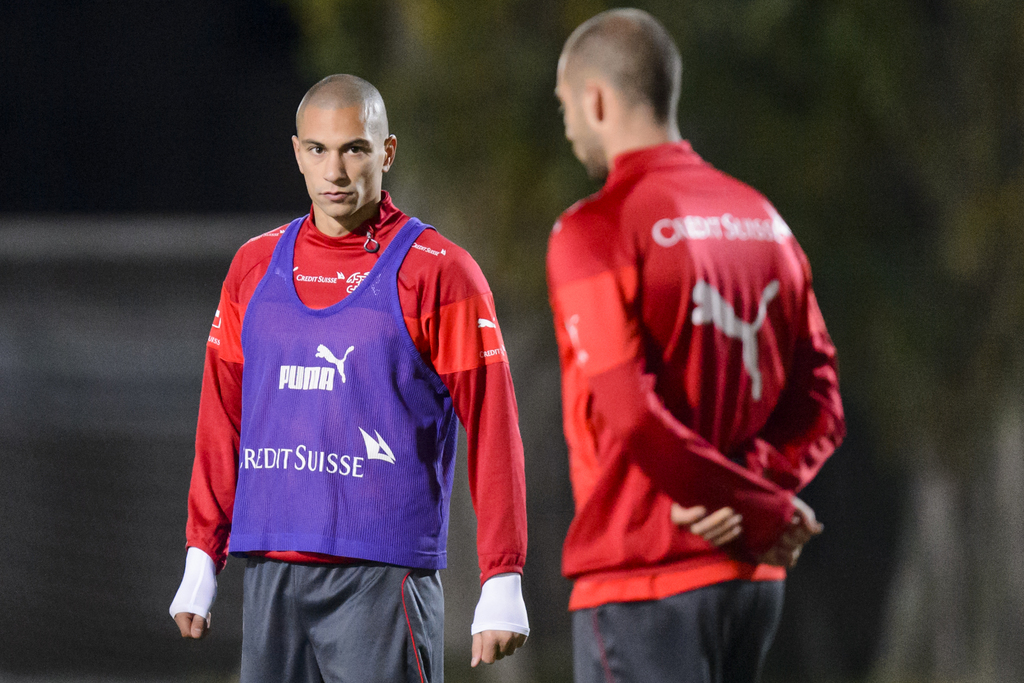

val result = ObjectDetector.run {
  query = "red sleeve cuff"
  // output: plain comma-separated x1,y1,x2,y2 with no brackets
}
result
479,555,526,585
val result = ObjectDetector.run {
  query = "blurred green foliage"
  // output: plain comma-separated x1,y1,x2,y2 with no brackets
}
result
282,0,1024,471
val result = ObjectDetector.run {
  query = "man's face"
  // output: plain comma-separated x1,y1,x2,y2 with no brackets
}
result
292,105,396,235
556,63,608,180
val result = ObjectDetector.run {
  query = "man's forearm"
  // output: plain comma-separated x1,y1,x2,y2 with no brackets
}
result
588,359,795,556
186,347,243,570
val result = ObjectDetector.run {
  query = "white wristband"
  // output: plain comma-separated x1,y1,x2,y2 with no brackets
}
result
169,547,217,622
470,572,530,636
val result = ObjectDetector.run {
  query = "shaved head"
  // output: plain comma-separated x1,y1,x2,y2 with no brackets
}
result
296,74,389,140
560,8,682,126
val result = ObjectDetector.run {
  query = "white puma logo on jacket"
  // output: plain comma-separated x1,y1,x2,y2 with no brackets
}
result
691,280,780,400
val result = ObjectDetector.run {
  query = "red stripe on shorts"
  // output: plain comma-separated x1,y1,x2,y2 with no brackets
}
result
592,610,617,683
401,571,428,683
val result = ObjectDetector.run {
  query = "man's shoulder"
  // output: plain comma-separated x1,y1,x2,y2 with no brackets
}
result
554,190,616,232
548,192,627,283
222,221,293,294
408,226,479,272
237,223,289,258
402,225,491,301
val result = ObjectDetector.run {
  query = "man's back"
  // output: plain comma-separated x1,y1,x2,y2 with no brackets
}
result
569,142,811,450
548,142,842,599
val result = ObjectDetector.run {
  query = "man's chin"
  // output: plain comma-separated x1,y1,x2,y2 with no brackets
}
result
583,157,608,182
572,143,607,181
317,202,357,222
320,199,380,231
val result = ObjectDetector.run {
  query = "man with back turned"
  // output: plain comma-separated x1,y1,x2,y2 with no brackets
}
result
548,10,845,683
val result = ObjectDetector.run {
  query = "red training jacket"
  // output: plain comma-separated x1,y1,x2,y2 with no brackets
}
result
187,192,527,584
547,142,844,610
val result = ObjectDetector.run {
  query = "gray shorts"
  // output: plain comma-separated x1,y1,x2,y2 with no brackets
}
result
241,558,444,683
572,580,784,683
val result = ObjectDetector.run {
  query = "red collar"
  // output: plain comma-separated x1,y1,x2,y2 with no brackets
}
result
605,141,704,189
303,191,406,247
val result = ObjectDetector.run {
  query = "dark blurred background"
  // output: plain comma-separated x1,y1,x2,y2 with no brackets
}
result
1,1,1022,681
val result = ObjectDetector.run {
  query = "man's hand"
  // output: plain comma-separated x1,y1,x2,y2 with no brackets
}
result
670,503,743,547
759,496,823,567
169,547,217,639
469,572,529,666
471,629,528,667
173,612,210,639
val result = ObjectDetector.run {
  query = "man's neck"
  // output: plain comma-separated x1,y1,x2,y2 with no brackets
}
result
604,125,680,173
311,201,380,238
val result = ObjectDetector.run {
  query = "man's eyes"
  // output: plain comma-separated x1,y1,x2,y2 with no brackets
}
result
305,145,368,155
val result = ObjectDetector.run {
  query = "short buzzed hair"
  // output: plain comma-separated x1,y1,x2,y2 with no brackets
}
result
295,74,389,139
561,9,682,125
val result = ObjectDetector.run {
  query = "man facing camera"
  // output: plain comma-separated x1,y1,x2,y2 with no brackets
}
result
170,74,529,683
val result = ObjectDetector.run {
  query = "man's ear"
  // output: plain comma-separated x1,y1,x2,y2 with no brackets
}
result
382,135,398,173
291,135,304,173
581,80,606,130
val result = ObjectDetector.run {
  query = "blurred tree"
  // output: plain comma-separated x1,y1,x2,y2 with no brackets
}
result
282,0,1024,680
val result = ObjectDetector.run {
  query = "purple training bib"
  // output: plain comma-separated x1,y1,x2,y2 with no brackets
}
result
229,215,458,569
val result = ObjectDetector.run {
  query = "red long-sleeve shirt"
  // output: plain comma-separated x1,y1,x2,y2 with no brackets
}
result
547,142,844,610
187,192,527,583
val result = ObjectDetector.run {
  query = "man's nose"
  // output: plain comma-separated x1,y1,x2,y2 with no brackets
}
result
324,152,348,183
